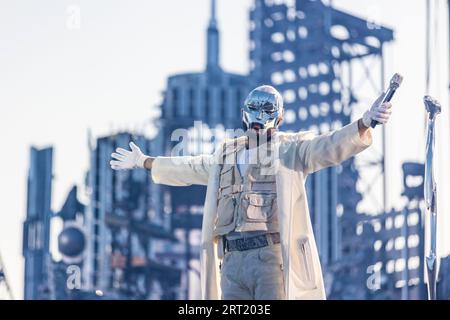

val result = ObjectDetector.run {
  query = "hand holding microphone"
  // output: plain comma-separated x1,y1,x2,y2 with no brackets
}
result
362,94,393,128
362,73,403,128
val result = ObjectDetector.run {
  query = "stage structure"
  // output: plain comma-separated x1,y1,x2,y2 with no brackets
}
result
157,0,251,299
84,133,179,299
249,0,394,267
22,147,53,300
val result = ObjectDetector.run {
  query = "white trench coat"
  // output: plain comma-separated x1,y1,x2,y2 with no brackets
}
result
151,120,372,299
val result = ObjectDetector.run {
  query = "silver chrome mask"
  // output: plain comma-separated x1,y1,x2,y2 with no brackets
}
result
242,85,284,131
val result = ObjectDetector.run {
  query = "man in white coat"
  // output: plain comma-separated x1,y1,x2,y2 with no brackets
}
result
110,85,392,300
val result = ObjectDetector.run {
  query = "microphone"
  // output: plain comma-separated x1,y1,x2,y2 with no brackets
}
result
371,73,403,128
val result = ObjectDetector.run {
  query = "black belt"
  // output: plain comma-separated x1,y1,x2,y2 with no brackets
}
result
224,233,280,252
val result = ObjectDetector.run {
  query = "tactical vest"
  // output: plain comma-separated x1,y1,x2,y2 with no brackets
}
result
213,138,279,237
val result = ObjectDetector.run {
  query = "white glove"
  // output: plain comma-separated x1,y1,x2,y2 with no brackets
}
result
362,94,393,128
110,142,149,170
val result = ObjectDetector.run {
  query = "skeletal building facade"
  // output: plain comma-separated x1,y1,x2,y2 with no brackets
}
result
249,0,393,272
83,133,178,299
156,0,251,299
23,147,53,300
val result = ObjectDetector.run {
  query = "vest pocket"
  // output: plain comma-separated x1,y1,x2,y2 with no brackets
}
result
215,195,235,227
219,165,234,188
296,236,317,290
241,193,276,222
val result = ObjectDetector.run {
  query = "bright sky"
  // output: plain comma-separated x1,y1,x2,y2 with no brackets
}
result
0,0,448,299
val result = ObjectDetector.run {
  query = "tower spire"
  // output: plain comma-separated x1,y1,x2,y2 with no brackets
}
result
211,0,216,24
206,0,220,71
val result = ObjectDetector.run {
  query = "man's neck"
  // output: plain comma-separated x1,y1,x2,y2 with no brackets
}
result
245,128,277,149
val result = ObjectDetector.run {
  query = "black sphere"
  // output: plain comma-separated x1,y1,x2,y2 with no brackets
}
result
58,226,85,257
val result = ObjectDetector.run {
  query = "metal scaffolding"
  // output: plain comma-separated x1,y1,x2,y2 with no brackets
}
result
249,0,394,265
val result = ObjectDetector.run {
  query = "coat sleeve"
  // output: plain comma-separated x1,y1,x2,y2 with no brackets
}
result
150,154,214,186
296,120,372,174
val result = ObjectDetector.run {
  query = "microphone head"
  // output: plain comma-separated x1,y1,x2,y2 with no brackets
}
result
424,95,442,119
389,73,403,89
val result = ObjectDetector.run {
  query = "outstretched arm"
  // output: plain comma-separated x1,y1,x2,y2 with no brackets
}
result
297,96,392,174
150,155,213,186
110,142,213,186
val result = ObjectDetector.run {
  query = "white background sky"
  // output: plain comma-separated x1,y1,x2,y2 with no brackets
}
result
0,0,448,299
